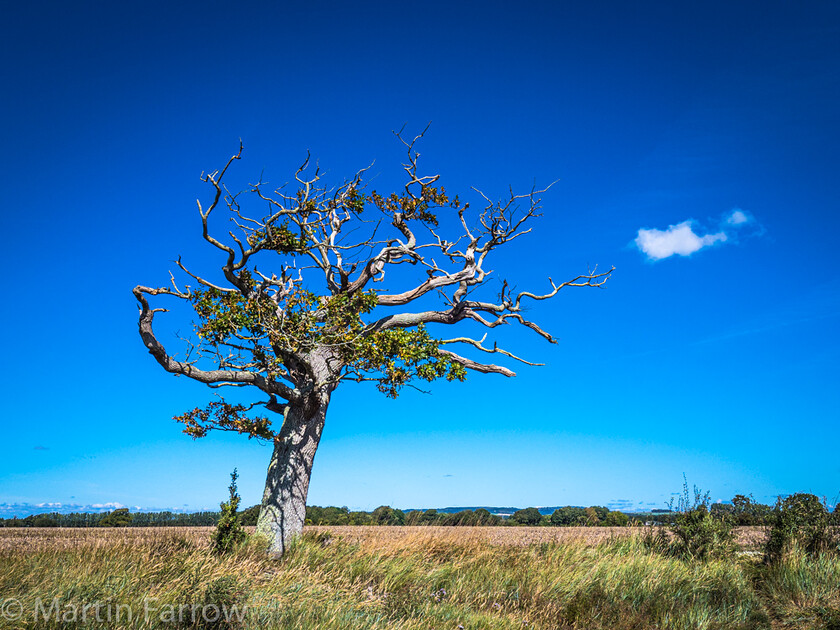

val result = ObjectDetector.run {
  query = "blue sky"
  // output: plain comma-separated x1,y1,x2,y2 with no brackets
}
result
1,1,838,516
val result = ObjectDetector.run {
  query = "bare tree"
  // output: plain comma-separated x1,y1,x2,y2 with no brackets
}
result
133,129,612,556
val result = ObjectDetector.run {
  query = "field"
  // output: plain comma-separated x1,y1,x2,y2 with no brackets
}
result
0,526,838,629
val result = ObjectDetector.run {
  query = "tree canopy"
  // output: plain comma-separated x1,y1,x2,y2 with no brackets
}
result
133,128,613,555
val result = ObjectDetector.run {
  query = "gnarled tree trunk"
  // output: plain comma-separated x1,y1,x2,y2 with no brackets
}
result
255,392,330,557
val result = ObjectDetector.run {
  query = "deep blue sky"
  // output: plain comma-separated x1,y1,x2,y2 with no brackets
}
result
2,1,838,516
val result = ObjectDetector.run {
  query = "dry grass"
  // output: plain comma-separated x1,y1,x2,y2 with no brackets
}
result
2,525,834,630
306,525,768,549
0,526,214,553
0,525,768,554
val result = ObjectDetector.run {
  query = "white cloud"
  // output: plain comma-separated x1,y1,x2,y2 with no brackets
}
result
727,209,748,225
635,221,727,260
91,502,125,509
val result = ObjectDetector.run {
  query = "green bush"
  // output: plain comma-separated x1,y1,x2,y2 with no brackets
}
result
667,478,735,561
765,493,838,562
211,469,247,554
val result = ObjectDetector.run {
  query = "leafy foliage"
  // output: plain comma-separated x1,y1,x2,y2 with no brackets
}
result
603,510,629,526
368,183,462,226
667,478,735,561
187,279,465,423
175,401,273,440
98,508,132,528
510,507,543,526
765,493,838,562
246,220,310,254
551,506,588,526
371,505,405,526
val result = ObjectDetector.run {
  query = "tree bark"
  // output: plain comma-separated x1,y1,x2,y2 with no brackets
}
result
255,395,328,557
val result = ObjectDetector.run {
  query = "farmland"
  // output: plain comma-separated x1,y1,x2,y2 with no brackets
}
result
1,526,838,629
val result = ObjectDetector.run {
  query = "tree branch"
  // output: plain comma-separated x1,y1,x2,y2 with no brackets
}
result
133,286,299,402
437,348,516,377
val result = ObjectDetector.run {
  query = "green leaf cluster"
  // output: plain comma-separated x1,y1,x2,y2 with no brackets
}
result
369,184,464,226
189,281,466,402
352,324,466,398
246,220,310,254
174,401,273,440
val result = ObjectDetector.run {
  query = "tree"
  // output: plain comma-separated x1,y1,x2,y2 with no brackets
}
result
473,508,499,526
211,469,247,554
133,129,612,556
371,505,405,526
590,505,610,523
510,507,543,526
550,506,588,526
98,508,132,527
603,510,629,527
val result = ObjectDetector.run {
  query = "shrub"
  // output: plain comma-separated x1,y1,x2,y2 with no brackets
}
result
765,493,838,562
211,469,247,554
667,478,735,561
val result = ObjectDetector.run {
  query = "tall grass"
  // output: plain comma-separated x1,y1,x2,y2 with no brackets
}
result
759,546,840,629
0,528,838,629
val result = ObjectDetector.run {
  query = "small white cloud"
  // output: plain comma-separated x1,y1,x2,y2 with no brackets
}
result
635,221,727,260
727,209,748,225
36,502,63,508
634,207,762,261
91,502,125,509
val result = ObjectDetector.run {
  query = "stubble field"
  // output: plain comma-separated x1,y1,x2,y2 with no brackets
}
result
0,524,769,553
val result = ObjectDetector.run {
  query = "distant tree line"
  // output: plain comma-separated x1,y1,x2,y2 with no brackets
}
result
301,504,630,527
510,506,631,527
2,494,835,528
299,506,504,526
0,508,219,528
